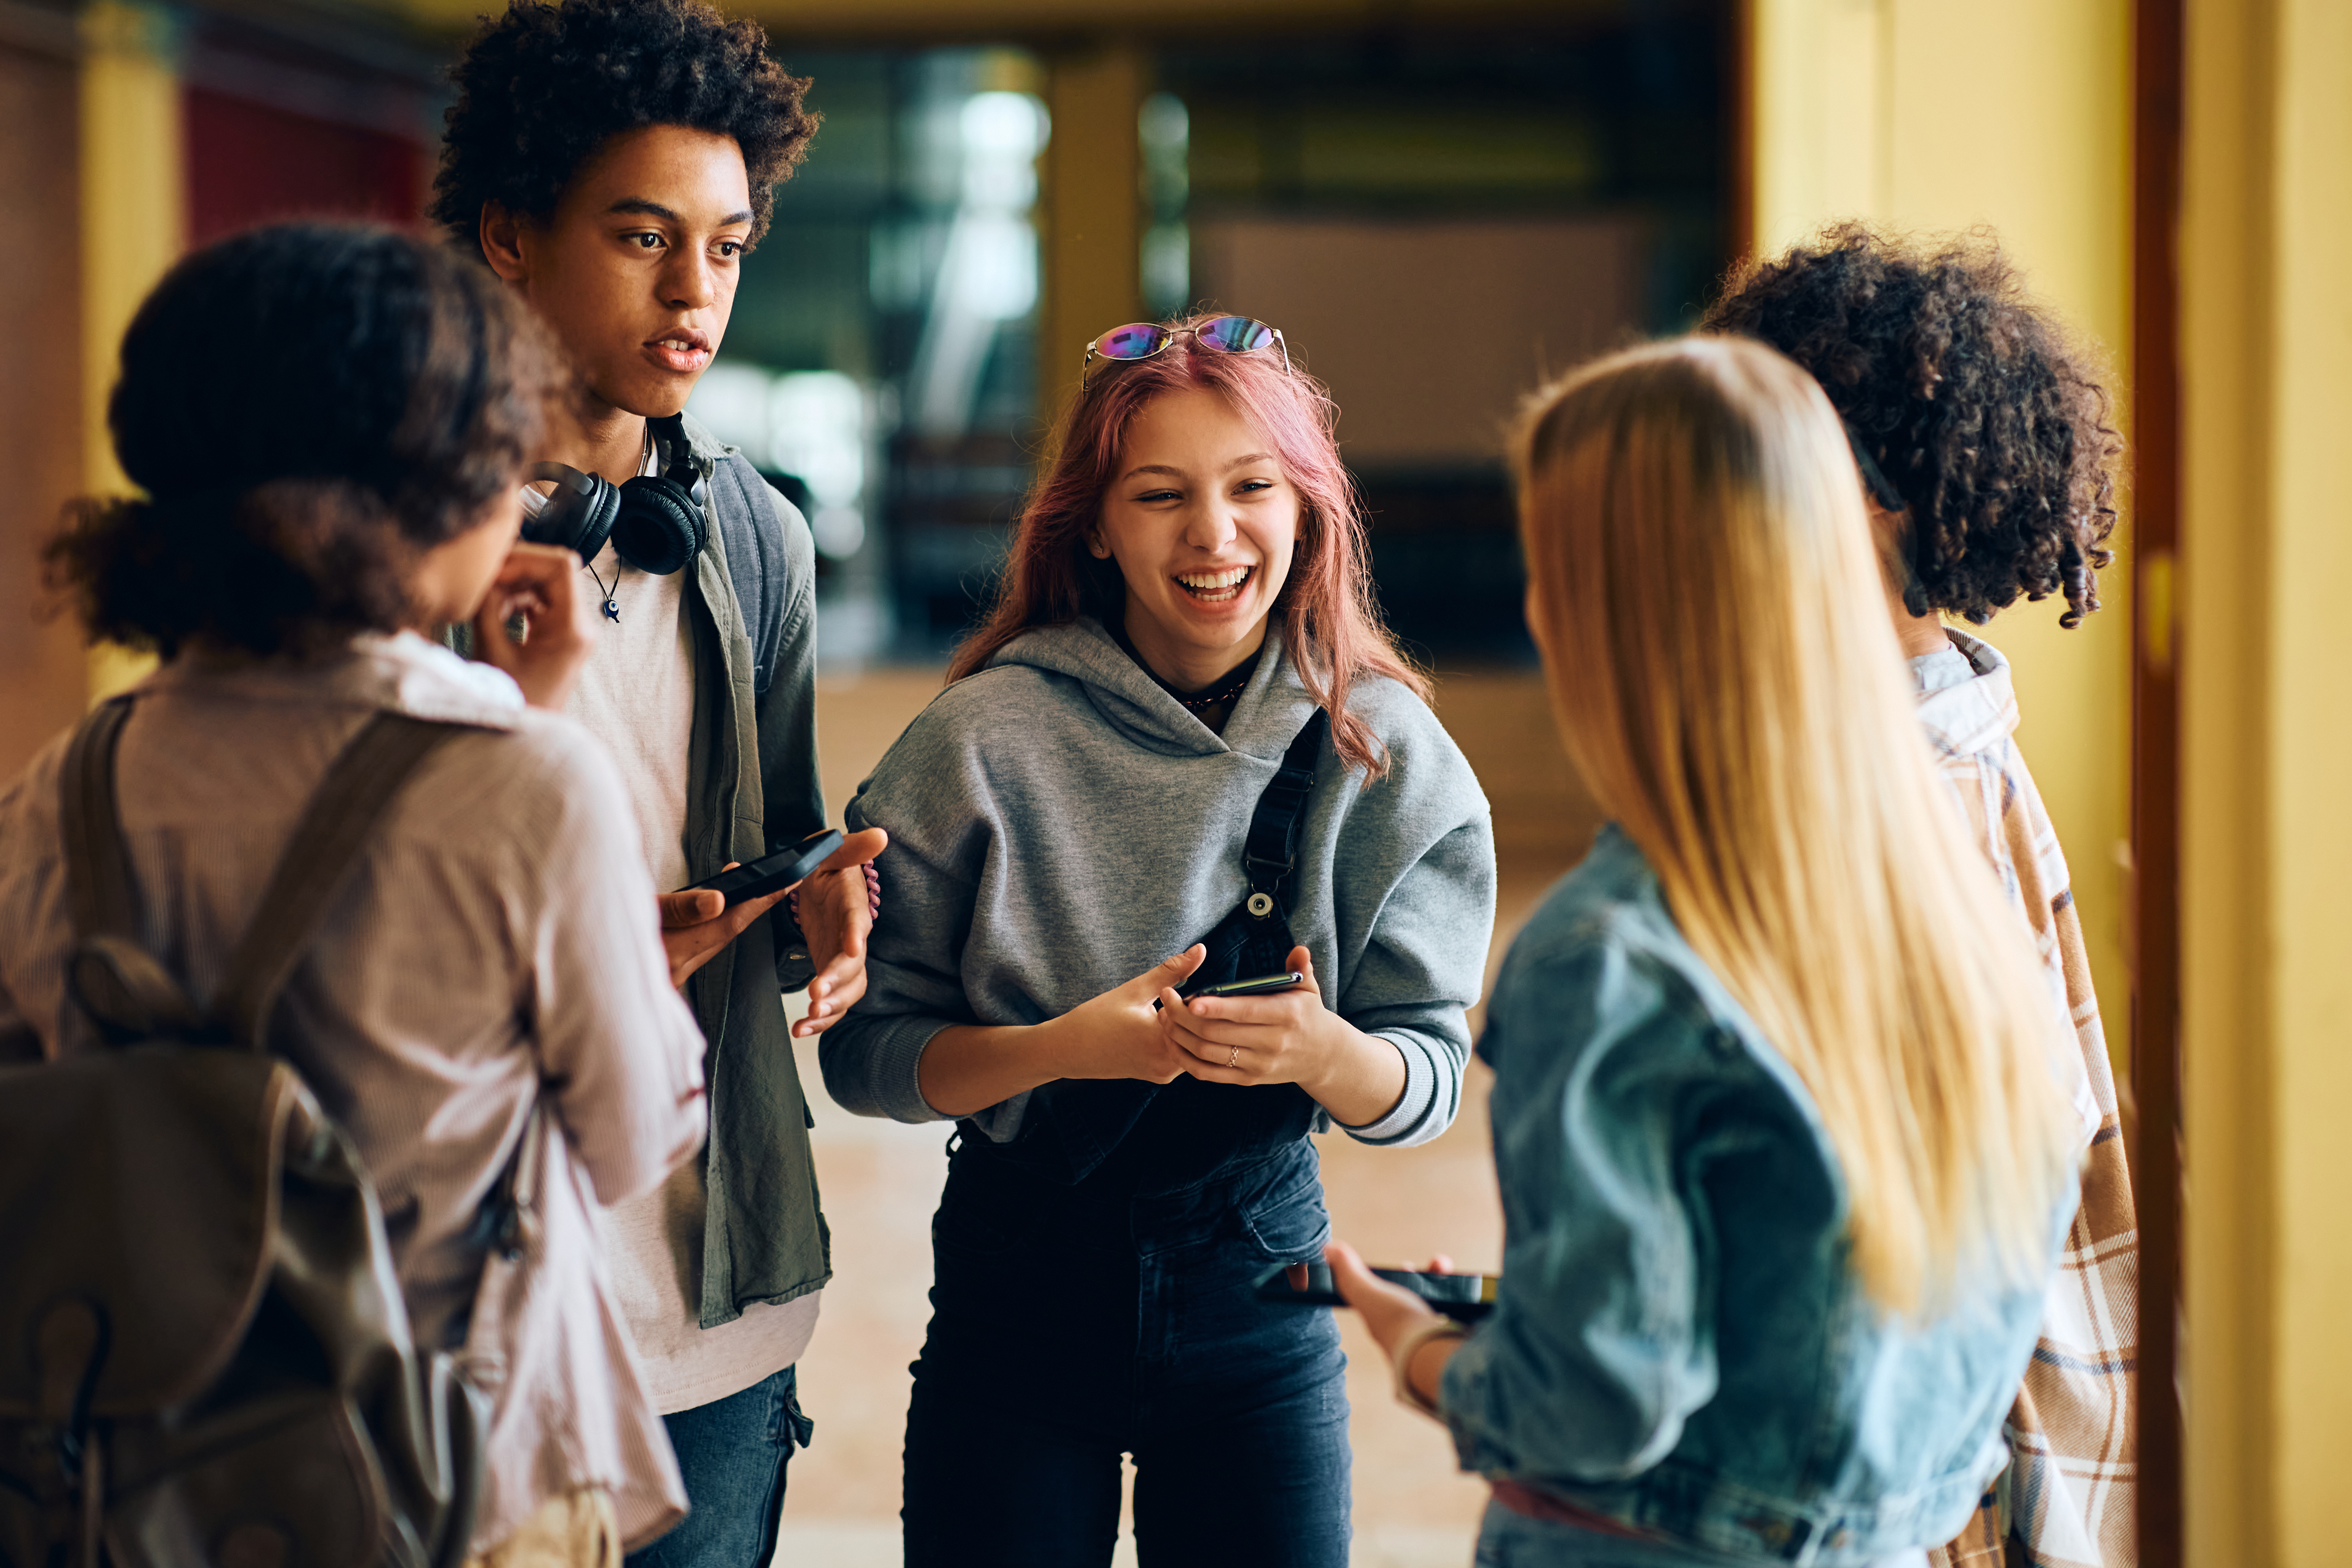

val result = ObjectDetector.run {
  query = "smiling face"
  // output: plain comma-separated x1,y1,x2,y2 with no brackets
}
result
482,123,752,422
1089,385,1302,692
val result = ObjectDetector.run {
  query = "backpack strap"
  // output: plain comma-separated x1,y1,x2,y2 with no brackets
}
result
60,696,138,944
213,713,461,1051
60,695,204,1044
1239,708,1330,920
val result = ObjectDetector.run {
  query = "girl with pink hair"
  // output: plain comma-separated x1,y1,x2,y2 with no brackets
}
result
821,313,1496,1566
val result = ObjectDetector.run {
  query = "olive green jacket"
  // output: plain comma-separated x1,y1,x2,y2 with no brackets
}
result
457,411,831,1327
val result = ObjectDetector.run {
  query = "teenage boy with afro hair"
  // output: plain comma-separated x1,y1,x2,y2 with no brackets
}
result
1707,224,2136,1568
432,2,886,1562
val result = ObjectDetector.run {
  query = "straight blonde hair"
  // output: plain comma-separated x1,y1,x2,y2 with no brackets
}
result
1515,336,2076,1314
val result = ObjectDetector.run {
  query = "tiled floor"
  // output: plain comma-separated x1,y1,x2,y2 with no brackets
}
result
773,665,1599,1565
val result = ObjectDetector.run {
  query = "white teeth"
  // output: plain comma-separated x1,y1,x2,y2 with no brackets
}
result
1176,567,1250,591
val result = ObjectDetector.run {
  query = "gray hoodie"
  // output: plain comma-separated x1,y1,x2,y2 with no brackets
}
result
822,617,1496,1150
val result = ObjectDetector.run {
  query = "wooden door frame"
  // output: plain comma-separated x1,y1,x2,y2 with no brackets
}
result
2129,0,2184,1559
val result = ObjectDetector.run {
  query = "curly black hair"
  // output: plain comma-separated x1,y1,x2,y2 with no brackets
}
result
430,0,817,254
46,222,561,658
1702,223,2123,628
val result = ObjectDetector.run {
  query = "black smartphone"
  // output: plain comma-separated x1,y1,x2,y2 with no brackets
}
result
1153,970,1303,1012
1253,1261,1497,1323
1192,971,1304,999
679,828,845,907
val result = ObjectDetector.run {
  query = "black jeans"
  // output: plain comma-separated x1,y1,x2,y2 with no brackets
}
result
625,1365,812,1568
901,1135,1351,1568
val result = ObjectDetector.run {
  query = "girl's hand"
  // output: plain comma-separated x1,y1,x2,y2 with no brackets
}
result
1327,1240,1463,1417
471,541,599,711
1156,946,1407,1125
915,946,1207,1117
1325,1240,1443,1360
1056,945,1210,1084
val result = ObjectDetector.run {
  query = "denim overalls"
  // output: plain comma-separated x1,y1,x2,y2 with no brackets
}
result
901,714,1353,1568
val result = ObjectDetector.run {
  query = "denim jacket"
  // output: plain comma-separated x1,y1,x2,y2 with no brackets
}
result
1440,826,2073,1566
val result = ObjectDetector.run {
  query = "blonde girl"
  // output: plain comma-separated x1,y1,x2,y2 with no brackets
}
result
1332,336,2084,1568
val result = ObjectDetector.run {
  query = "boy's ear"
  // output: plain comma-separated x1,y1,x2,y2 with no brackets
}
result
479,202,530,285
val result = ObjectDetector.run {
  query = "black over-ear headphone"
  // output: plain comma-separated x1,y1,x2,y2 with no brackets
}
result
523,413,709,575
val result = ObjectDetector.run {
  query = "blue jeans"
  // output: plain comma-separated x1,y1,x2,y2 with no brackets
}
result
625,1365,813,1568
901,1134,1351,1568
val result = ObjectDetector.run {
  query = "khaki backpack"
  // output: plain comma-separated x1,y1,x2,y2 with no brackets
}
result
0,698,485,1568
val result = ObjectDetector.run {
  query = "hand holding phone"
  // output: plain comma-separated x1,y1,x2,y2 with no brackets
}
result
659,829,847,989
1254,1260,1496,1322
679,828,845,907
1151,969,1301,1012
1153,947,1398,1125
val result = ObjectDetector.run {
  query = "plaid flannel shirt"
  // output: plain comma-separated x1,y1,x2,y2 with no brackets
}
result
1917,632,2139,1568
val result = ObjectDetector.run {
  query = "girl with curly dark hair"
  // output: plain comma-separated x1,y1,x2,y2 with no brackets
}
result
12,221,713,1561
1704,222,2122,633
1704,226,2139,1568
47,224,581,676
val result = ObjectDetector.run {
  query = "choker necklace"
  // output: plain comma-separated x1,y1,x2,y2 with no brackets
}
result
1158,650,1260,713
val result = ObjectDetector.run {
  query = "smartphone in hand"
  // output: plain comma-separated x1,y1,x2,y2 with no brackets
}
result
1254,1261,1497,1322
679,828,845,907
1153,969,1303,1013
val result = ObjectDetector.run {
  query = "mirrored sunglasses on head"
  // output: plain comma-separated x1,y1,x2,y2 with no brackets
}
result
1082,314,1290,374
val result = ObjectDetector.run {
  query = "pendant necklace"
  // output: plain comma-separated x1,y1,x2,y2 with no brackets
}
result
582,429,652,624
586,554,620,623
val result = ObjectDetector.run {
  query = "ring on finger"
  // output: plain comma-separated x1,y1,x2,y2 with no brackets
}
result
1229,1044,1240,1068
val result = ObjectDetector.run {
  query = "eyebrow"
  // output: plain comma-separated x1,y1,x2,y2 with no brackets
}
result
606,198,756,227
1119,453,1278,483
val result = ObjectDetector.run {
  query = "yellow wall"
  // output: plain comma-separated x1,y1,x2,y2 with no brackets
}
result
1763,0,2352,1557
1750,0,2136,1078
1034,41,1144,429
78,0,181,496
76,0,179,702
0,24,93,780
2178,0,2352,1558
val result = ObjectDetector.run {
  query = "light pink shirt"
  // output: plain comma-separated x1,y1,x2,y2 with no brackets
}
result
0,632,704,1552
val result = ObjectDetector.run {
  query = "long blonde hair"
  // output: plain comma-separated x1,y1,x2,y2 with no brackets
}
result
1515,337,2076,1314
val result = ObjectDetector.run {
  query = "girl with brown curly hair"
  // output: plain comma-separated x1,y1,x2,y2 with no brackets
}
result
6,221,711,1562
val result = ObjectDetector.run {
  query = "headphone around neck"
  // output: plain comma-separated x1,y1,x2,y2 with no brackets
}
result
523,413,709,576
